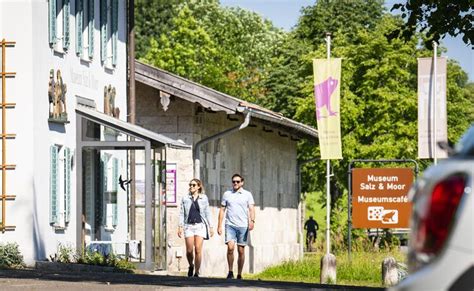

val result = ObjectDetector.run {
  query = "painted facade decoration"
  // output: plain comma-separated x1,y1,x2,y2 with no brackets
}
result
48,69,68,123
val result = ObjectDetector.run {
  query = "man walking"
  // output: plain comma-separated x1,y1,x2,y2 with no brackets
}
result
217,174,255,279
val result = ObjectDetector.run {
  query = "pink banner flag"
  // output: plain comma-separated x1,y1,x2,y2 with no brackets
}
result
313,58,342,159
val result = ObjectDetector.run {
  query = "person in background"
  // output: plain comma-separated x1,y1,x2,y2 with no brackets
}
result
178,178,214,277
217,174,255,280
304,216,319,252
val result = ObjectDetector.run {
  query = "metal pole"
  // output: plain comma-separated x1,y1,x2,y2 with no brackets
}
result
325,33,331,255
347,162,352,262
433,41,437,165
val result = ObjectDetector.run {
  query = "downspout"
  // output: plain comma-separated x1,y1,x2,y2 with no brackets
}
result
128,0,137,240
193,111,251,179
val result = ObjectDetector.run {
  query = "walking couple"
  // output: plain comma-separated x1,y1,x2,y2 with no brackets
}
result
178,174,255,279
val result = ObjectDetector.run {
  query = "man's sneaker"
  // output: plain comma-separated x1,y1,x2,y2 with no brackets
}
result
236,274,242,280
188,265,194,277
193,273,199,278
226,271,234,279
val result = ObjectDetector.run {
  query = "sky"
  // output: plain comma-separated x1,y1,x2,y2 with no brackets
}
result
220,0,473,82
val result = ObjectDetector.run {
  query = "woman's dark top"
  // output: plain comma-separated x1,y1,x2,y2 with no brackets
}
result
187,196,202,224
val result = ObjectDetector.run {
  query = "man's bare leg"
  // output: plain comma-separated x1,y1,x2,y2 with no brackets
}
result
227,241,235,273
237,245,245,277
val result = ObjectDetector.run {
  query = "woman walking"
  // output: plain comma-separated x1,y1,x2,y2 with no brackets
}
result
178,178,214,277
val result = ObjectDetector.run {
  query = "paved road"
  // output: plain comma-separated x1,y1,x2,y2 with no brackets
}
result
0,269,385,290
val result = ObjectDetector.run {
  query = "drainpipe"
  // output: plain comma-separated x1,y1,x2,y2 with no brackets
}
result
193,111,251,179
297,157,320,258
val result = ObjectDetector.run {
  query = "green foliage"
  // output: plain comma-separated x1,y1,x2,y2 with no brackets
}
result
0,242,25,269
114,259,137,273
48,247,136,272
295,0,385,49
247,251,405,287
137,0,283,103
390,1,473,47
56,243,75,263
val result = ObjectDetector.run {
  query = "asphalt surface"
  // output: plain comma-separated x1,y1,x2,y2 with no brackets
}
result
0,268,385,290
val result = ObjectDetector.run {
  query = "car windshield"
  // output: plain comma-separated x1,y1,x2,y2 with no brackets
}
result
454,124,474,157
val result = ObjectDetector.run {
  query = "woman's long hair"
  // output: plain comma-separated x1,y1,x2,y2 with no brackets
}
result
190,178,204,194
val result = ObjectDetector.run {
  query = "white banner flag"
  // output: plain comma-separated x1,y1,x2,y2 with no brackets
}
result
418,57,448,159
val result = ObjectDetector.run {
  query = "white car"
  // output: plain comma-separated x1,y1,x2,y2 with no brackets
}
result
393,125,474,291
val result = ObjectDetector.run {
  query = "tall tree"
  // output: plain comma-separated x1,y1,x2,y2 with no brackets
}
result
390,1,474,48
295,0,385,48
138,0,283,103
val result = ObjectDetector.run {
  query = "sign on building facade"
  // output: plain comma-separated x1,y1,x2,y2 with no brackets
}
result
352,168,413,228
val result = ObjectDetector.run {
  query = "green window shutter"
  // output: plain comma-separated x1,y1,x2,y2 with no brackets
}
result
75,0,83,56
50,145,59,224
111,0,118,66
112,158,118,191
112,158,118,227
100,154,109,225
88,0,94,59
64,147,72,223
48,0,57,45
100,0,107,63
63,0,70,50
112,199,118,227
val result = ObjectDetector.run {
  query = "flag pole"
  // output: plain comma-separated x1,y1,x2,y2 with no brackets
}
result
433,41,437,165
325,32,331,255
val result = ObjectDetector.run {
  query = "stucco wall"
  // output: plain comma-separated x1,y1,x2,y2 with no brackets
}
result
136,82,301,276
0,1,127,265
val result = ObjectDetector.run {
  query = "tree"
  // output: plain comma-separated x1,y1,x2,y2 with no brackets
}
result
295,0,385,48
390,1,474,48
135,0,186,59
137,0,283,103
140,5,229,91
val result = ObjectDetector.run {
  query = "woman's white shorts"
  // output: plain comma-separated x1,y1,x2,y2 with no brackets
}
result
184,223,206,238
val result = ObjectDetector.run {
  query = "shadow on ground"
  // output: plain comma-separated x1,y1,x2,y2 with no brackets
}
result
0,268,384,290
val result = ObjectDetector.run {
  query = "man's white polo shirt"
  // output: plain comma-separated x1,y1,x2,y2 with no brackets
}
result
221,188,255,228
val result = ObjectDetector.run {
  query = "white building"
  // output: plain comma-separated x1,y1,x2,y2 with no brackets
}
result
0,1,190,270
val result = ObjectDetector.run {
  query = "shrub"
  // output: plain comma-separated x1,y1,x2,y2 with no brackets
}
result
114,259,136,272
0,242,25,269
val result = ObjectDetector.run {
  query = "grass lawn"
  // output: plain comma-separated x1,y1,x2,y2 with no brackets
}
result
246,251,405,287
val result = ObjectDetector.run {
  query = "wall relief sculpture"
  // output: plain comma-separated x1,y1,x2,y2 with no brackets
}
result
104,85,120,118
48,69,69,123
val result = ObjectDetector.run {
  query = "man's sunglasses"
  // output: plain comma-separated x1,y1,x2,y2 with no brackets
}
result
232,180,241,184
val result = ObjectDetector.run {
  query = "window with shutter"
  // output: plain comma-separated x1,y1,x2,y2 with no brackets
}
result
88,0,94,59
75,0,83,56
63,0,70,50
48,0,57,45
112,158,118,227
64,147,72,223
111,0,118,66
100,0,107,63
50,145,59,225
49,0,70,53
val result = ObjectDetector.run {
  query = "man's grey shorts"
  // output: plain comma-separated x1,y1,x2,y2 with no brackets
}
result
225,224,249,246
